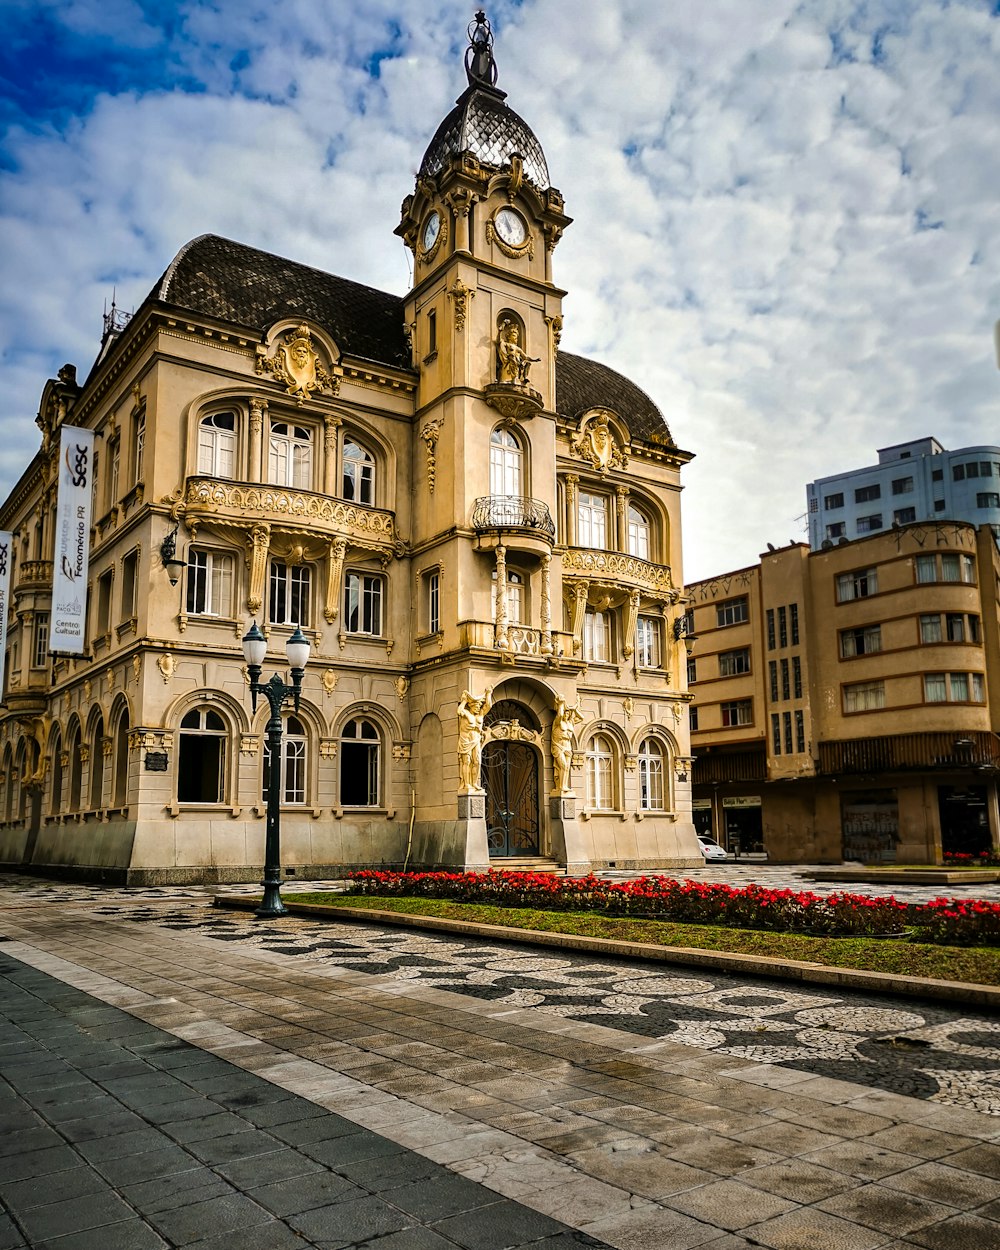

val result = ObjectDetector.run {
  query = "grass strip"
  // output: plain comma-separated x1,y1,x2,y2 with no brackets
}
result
287,893,1000,986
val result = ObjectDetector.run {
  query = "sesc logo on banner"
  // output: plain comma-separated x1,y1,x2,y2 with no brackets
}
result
51,427,95,654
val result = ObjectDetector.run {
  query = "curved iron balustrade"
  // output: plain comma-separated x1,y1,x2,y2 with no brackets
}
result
472,495,555,538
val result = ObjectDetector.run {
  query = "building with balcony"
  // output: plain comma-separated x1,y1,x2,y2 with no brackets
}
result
807,437,1000,550
0,16,698,883
687,521,1000,863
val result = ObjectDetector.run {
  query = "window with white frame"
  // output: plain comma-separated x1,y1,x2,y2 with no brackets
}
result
342,439,375,505
586,733,615,810
133,411,145,483
924,672,985,703
843,680,885,712
340,718,380,806
635,616,661,667
836,567,878,601
720,699,752,727
187,549,234,617
583,608,611,662
198,412,237,478
269,562,311,627
627,504,651,560
177,708,227,803
577,491,608,549
426,569,440,635
489,427,522,497
637,738,665,811
108,438,120,510
718,647,751,676
268,422,312,488
32,613,49,669
491,569,524,626
716,597,748,627
263,714,307,804
95,569,113,637
344,571,383,635
120,550,139,622
916,553,976,584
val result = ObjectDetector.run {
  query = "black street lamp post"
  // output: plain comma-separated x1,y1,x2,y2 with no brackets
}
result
241,621,311,918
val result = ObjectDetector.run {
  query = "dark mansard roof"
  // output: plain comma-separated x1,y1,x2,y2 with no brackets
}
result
153,234,673,445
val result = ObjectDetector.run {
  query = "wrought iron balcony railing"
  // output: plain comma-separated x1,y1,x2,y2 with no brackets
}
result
472,495,555,538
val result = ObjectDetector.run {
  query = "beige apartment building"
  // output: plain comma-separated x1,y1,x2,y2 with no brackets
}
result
0,16,699,883
688,521,1000,863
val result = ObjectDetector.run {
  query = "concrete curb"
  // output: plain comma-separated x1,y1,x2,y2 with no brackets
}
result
213,896,1000,1010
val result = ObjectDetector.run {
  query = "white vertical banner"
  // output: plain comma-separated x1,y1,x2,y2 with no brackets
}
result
51,426,95,654
0,530,12,692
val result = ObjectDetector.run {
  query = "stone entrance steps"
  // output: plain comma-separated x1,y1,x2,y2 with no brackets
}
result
490,856,566,875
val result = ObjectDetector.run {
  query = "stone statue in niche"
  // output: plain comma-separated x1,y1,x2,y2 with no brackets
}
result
457,688,493,793
496,320,538,388
551,696,584,796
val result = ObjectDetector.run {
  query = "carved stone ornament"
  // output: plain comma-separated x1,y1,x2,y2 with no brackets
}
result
240,734,259,757
448,277,474,332
420,418,443,492
319,738,338,759
157,653,175,683
622,697,634,720
571,409,629,474
545,314,563,352
394,677,409,700
255,324,339,405
392,742,411,761
322,669,338,694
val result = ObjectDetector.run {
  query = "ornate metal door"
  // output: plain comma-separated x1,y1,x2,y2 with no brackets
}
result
483,741,540,857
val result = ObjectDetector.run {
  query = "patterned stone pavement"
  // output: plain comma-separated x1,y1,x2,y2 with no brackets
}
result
3,873,1000,1248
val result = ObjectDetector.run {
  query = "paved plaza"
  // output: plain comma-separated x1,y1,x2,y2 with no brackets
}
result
1,871,999,1248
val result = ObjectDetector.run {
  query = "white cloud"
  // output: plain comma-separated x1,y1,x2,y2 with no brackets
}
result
1,0,998,582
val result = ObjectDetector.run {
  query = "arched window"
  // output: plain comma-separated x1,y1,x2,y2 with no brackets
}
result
340,718,380,807
491,569,524,626
586,733,615,811
198,412,237,478
2,748,13,821
90,718,105,811
343,439,375,505
627,504,651,561
269,422,312,488
638,738,666,811
262,715,307,805
113,711,129,807
49,731,63,816
14,742,27,821
178,708,228,804
490,427,523,497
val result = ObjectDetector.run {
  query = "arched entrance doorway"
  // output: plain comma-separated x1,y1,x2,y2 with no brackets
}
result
482,699,541,858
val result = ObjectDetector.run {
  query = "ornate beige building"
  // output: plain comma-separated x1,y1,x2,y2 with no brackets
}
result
0,16,699,883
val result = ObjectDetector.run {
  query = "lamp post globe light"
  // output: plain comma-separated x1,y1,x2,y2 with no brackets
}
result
241,621,310,917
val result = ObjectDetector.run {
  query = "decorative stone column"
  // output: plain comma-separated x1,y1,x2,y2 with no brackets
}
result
623,589,641,659
447,188,474,254
248,398,266,483
540,554,553,655
494,543,509,650
323,415,342,497
325,538,347,624
565,475,579,547
569,581,589,654
616,485,630,552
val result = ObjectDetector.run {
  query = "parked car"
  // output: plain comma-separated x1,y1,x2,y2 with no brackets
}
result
697,835,728,861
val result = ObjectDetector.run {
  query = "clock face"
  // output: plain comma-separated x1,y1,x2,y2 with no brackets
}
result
494,207,527,247
421,211,441,252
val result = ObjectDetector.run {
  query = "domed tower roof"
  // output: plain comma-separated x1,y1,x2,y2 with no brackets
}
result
417,11,550,191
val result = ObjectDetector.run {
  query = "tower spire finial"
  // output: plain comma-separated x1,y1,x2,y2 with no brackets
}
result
465,10,498,87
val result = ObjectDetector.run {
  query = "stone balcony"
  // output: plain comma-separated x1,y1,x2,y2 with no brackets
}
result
175,477,401,556
561,547,677,603
15,560,54,590
472,495,555,558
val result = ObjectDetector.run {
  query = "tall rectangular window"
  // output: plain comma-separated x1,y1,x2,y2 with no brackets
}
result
32,613,49,669
778,606,787,648
583,609,610,662
133,412,145,483
790,603,799,646
689,705,699,732
769,660,778,702
766,608,775,650
920,613,942,643
427,570,440,635
120,550,139,621
780,658,790,700
771,713,781,755
343,572,382,635
96,569,113,637
270,562,312,627
187,550,234,617
635,616,661,668
783,711,793,755
793,655,802,699
795,710,805,753
577,492,608,549
268,423,312,489
686,656,697,685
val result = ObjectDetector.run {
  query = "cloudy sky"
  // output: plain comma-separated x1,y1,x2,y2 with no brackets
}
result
2,0,998,581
